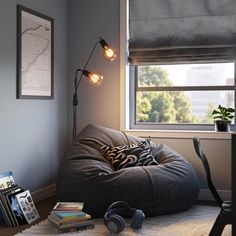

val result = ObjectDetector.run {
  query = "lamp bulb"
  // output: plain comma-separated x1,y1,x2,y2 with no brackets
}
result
88,72,103,86
104,47,117,61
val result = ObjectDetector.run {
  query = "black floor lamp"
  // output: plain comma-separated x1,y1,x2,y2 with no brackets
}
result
72,37,116,140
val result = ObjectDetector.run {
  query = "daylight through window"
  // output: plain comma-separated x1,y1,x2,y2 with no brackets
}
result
131,63,235,129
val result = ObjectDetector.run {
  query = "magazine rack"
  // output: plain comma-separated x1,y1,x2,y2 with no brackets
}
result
0,171,39,227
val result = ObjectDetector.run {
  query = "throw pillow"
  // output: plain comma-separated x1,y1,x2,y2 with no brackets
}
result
100,139,159,171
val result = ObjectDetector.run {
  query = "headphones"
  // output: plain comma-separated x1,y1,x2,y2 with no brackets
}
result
104,201,145,233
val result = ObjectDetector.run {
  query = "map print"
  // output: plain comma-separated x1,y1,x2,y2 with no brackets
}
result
21,11,51,96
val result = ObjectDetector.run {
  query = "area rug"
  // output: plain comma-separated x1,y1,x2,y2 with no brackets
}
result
16,205,231,236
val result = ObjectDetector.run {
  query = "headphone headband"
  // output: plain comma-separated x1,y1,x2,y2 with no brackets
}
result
104,201,145,233
107,201,136,218
107,201,130,211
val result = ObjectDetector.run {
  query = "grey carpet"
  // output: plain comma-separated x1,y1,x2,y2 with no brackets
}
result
16,205,231,236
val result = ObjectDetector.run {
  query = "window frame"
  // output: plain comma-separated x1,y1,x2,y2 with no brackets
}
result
130,63,236,131
119,0,236,132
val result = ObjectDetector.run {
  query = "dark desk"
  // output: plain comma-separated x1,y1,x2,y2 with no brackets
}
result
232,133,235,235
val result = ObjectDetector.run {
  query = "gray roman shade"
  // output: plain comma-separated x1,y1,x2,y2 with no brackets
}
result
129,0,236,64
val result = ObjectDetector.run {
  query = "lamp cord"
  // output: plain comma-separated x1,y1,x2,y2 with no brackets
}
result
72,40,100,140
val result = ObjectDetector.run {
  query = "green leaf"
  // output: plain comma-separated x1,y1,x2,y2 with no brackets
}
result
212,105,235,121
212,110,220,115
228,108,235,112
227,115,234,119
213,115,223,120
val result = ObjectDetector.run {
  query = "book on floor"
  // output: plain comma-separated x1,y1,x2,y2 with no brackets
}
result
48,201,94,233
52,211,87,220
52,223,95,234
50,219,94,230
48,211,91,225
51,202,84,213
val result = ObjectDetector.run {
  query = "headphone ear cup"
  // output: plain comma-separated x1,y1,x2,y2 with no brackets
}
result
106,214,126,233
131,210,145,229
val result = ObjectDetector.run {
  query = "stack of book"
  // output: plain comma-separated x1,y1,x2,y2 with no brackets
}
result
48,202,94,233
0,171,39,227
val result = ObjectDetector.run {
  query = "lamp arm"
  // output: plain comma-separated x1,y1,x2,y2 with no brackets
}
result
72,40,100,140
75,40,100,90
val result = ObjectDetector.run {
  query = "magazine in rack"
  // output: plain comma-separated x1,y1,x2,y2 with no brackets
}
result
0,171,39,226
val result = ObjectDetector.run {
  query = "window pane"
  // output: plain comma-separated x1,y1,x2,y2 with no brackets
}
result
137,63,234,87
136,91,234,124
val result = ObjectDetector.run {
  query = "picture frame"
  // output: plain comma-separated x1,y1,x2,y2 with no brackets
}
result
17,5,54,99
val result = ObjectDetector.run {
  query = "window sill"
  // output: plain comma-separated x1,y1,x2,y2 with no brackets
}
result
124,129,235,140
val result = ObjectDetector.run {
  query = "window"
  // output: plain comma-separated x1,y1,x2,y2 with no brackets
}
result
130,62,235,130
120,0,236,131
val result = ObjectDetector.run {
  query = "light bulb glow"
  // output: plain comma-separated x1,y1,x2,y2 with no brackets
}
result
88,73,103,86
104,48,117,61
99,37,117,61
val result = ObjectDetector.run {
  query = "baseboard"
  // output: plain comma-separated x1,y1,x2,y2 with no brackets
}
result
31,184,56,203
199,189,231,201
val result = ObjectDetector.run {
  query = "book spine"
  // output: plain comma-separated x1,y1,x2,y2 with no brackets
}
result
59,220,93,230
49,217,91,225
49,214,91,224
53,211,86,219
48,218,93,229
51,210,83,214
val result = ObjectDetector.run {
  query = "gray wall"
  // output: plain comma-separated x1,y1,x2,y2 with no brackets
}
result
68,0,120,142
0,0,68,191
155,137,231,199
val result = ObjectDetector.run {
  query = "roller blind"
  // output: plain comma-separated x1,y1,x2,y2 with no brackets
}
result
129,0,236,64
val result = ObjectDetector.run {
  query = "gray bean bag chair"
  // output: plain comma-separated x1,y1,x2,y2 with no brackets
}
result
57,124,199,218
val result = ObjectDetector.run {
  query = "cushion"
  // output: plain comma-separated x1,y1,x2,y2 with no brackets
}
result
100,139,159,171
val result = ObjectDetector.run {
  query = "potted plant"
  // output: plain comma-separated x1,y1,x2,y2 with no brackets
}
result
212,105,235,132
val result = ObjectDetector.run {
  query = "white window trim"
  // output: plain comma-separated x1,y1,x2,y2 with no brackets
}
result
119,0,234,140
120,0,129,131
125,129,233,140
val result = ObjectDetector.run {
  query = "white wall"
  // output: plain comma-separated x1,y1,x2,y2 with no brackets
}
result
0,0,68,191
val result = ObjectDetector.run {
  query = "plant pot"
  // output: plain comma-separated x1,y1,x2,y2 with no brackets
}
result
214,120,231,132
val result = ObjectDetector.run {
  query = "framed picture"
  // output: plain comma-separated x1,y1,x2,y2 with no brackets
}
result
17,5,54,99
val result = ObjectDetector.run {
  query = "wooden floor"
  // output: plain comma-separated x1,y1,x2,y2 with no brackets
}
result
0,196,56,236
